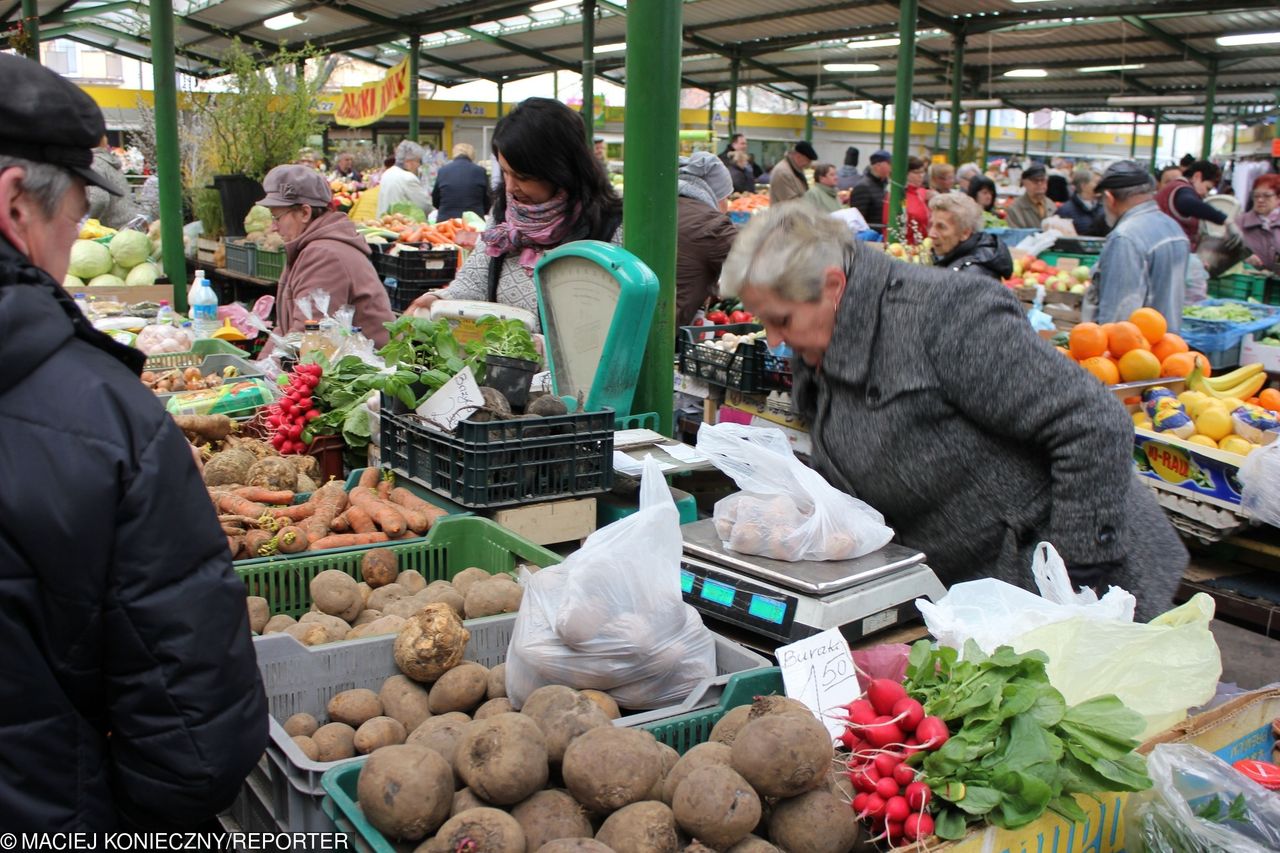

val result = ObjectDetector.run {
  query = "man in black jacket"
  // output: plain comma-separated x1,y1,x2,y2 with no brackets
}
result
850,150,891,230
432,142,492,221
0,53,267,832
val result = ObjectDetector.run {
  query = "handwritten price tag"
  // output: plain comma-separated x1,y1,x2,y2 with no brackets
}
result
777,628,860,738
416,369,484,432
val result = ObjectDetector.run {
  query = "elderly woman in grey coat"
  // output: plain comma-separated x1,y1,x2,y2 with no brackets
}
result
720,203,1186,622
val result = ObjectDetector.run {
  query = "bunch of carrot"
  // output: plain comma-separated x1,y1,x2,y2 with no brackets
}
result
396,217,476,246
216,470,446,560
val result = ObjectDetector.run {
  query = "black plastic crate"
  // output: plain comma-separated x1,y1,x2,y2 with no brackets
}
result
383,277,449,313
371,245,459,285
1052,236,1106,255
679,323,791,393
380,403,615,508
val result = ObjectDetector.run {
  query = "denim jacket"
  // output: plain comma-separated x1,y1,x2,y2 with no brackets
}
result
1084,200,1189,331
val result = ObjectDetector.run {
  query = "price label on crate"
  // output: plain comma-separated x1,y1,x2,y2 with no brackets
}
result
777,628,860,738
415,369,484,432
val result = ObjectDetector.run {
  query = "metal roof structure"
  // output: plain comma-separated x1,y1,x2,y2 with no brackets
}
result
5,0,1279,117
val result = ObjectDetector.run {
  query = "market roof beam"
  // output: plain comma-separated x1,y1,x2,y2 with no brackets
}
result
732,23,903,55
356,47,459,87
454,24,632,85
684,31,882,104
682,1,906,35
959,0,1280,35
1119,15,1213,68
43,1,138,25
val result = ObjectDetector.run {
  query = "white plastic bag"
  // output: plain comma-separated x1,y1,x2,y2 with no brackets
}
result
504,455,716,710
695,422,893,562
916,542,1136,655
1238,440,1280,527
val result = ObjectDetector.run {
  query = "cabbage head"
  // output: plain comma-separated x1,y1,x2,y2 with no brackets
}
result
244,205,272,234
125,262,158,286
64,274,84,288
87,274,126,287
68,240,113,279
108,229,151,269
110,264,128,279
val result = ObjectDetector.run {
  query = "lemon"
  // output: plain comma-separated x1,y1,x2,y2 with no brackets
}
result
1218,435,1255,456
1194,407,1233,442
1133,415,1153,430
1221,397,1246,411
1186,434,1218,449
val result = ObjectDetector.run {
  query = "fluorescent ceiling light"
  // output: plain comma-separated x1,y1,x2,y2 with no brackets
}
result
1108,94,1196,106
1010,0,1057,3
1079,63,1146,72
811,102,867,113
930,98,1002,110
264,12,307,31
1004,68,1048,78
1216,31,1280,46
824,63,879,72
593,42,626,54
846,37,900,50
530,0,577,11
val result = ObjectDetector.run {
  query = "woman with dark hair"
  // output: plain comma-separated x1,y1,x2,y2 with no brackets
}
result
408,98,622,324
720,133,754,193
967,175,1004,228
881,155,930,244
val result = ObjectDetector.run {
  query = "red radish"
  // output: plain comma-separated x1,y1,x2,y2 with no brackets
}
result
873,753,901,777
905,781,932,811
852,793,868,813
863,716,904,749
860,794,886,820
842,698,877,727
851,770,878,794
892,763,916,787
867,679,909,716
874,777,900,799
904,813,934,840
892,697,925,732
916,716,951,749
886,821,905,843
884,795,910,823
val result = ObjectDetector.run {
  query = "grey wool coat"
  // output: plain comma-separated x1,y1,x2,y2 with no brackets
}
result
794,244,1187,622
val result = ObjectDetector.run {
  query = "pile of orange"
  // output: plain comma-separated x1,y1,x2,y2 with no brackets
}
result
1061,308,1211,385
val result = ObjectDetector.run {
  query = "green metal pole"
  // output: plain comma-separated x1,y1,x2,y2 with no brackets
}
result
497,78,504,117
1231,107,1239,155
1060,115,1069,153
949,33,964,165
20,0,39,61
1202,58,1217,160
408,35,420,142
804,86,814,143
879,105,887,149
707,89,716,131
1150,108,1161,170
581,0,596,145
888,0,918,235
1130,113,1138,158
1022,110,1030,159
982,108,992,164
553,71,559,101
625,0,681,435
728,54,740,134
149,0,187,311
933,111,942,155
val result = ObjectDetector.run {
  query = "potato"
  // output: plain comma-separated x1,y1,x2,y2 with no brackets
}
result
292,735,320,760
283,622,329,646
730,713,832,799
422,585,466,619
649,742,680,801
827,770,855,805
407,712,473,775
475,698,514,720
709,706,751,747
355,715,408,754
487,663,507,699
328,688,383,728
386,597,426,619
464,577,523,619
346,614,407,640
596,801,680,853
427,808,525,853
672,765,761,850
535,841,615,853
283,712,319,738
663,743,733,804
520,685,613,765
357,744,453,841
452,787,491,817
456,713,549,805
581,690,621,721
724,838,779,853
300,611,352,642
397,569,427,594
767,790,861,853
510,789,593,851
353,608,383,626
562,727,663,813
395,603,470,683
311,569,362,622
263,614,296,634
362,548,399,588
312,722,356,762
430,663,490,714
356,582,373,608
380,674,433,733
451,567,492,598
368,582,408,612
246,596,270,634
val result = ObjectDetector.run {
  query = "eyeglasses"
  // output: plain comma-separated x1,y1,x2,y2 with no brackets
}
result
1253,192,1277,202
270,207,299,221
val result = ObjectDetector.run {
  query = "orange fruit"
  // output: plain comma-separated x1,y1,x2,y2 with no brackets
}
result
1118,349,1162,383
1259,388,1280,412
1161,351,1211,378
1129,307,1168,345
1151,333,1189,363
1069,323,1108,360
1080,356,1120,384
1055,346,1072,357
1107,321,1147,356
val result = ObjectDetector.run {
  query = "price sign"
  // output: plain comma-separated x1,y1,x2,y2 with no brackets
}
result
416,369,483,432
777,628,860,738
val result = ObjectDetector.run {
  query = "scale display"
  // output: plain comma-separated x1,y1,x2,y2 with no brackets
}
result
680,556,799,641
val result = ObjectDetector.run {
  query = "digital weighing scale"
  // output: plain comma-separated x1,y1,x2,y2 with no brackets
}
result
679,518,947,647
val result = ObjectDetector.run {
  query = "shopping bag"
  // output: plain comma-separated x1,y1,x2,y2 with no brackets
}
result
695,422,894,562
1238,440,1280,527
504,455,716,710
1126,743,1280,852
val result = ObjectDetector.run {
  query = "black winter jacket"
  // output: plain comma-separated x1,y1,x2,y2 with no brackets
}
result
850,168,888,229
0,237,267,831
431,155,492,221
1056,194,1110,238
934,231,1015,281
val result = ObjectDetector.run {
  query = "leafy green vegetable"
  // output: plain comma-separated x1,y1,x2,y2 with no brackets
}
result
476,315,539,363
387,202,427,222
1183,303,1266,323
1194,792,1249,824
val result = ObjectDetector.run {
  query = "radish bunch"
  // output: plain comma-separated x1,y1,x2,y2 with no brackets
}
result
838,678,949,847
268,363,323,454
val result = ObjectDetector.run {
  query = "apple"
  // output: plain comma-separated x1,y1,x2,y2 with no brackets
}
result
1072,266,1091,282
1069,284,1086,293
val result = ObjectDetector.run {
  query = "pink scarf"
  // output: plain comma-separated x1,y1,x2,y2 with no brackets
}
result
483,190,578,273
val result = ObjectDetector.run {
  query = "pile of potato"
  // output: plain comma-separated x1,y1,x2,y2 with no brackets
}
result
246,554,524,646
143,365,239,394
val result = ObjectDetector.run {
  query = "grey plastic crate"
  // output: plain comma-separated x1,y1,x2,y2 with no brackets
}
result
252,612,769,830
150,354,265,402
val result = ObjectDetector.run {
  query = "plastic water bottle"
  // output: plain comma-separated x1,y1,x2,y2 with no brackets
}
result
189,270,220,338
155,300,174,326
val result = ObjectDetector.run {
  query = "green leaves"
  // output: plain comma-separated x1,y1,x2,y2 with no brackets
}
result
1194,792,1249,824
475,315,539,362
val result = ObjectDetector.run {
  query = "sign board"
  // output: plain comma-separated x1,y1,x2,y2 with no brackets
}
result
415,368,483,432
335,58,410,127
777,627,860,738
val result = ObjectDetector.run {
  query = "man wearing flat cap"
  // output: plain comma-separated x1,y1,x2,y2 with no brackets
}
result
1005,162,1058,229
0,54,266,830
851,149,892,231
1083,160,1190,330
769,140,818,205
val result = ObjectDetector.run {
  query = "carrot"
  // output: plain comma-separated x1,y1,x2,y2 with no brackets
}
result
389,487,446,534
299,481,349,541
346,505,377,534
227,534,244,558
330,511,351,533
270,502,316,522
348,487,407,537
377,477,392,500
307,532,388,551
275,526,310,554
357,468,379,489
215,492,269,517
233,487,295,505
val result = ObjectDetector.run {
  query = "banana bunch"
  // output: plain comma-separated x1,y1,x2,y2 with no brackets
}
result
79,218,116,240
1187,363,1267,400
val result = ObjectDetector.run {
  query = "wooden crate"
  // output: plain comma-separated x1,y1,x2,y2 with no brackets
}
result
1017,285,1083,332
490,497,597,546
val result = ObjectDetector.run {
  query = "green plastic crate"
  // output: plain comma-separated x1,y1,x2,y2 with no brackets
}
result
1207,273,1280,304
1039,251,1095,268
237,514,556,618
319,666,784,851
255,245,286,282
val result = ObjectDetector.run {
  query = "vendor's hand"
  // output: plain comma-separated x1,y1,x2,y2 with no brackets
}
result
1246,254,1263,268
532,333,545,358
1064,559,1122,594
407,291,442,316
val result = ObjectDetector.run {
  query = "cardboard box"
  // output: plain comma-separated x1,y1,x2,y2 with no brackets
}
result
1132,428,1244,508
1239,333,1280,374
491,497,596,546
940,686,1280,852
66,284,177,305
